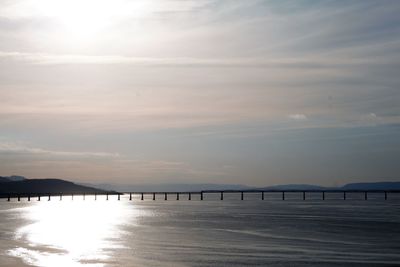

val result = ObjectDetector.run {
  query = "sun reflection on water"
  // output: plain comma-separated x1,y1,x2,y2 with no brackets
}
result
8,197,139,267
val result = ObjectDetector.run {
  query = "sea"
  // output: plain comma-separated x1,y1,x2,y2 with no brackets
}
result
0,192,399,267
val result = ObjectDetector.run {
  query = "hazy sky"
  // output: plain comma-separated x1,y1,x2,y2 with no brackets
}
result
0,0,399,186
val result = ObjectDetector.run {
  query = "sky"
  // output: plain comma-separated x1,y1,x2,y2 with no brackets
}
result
0,0,399,186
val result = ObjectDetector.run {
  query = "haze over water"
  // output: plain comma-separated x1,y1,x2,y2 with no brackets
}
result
1,195,400,267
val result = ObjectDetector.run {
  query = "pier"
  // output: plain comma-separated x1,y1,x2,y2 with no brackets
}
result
1,190,400,201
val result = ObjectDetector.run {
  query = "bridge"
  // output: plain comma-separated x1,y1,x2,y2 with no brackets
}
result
1,190,400,201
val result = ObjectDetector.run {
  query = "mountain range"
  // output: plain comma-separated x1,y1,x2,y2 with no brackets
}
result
82,181,400,192
1,176,400,195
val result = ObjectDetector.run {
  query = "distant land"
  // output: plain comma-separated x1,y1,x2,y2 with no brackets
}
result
81,181,400,192
79,183,252,192
0,176,115,195
1,176,400,196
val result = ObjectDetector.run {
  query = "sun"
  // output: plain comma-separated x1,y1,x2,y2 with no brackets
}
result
31,0,153,39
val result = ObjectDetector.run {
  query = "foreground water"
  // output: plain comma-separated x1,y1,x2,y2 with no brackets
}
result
0,193,400,266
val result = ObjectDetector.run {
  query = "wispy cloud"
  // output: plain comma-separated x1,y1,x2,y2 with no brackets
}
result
0,142,119,158
288,114,308,121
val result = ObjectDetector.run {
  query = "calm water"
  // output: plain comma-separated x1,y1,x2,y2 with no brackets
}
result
0,193,400,267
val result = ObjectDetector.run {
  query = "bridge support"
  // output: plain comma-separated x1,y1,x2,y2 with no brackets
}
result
3,190,395,202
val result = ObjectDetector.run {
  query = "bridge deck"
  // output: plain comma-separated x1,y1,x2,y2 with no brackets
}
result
1,190,400,201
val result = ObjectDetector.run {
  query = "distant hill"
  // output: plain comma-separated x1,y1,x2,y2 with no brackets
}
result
257,184,328,191
0,175,27,182
0,178,116,195
341,182,400,190
256,182,400,191
84,181,400,192
80,183,251,192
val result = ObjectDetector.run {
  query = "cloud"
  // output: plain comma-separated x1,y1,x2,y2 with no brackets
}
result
0,51,393,69
0,142,119,158
288,114,308,121
0,0,400,184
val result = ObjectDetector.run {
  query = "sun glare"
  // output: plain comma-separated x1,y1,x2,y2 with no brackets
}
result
8,198,142,267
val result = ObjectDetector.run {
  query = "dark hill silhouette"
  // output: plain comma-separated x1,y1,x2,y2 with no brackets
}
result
0,177,11,183
0,178,116,195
